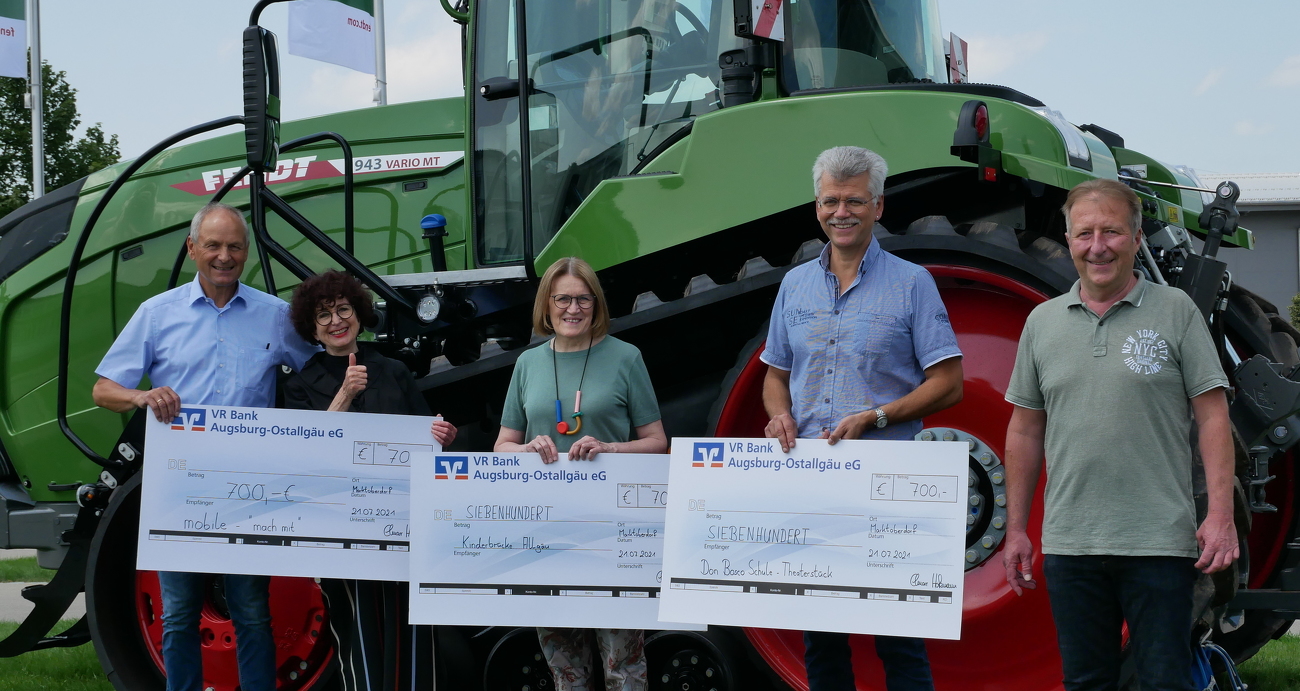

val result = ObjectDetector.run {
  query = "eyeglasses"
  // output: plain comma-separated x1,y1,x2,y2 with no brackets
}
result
551,294,596,310
315,303,355,325
817,196,875,212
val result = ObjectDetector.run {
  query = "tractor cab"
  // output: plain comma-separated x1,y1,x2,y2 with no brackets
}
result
469,0,947,266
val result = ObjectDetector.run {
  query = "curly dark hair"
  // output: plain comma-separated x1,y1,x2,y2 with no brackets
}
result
289,270,378,344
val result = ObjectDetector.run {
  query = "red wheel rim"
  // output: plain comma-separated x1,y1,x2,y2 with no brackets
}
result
135,571,334,691
715,264,1064,691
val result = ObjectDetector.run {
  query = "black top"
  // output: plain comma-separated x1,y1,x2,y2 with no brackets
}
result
282,346,430,416
318,353,351,382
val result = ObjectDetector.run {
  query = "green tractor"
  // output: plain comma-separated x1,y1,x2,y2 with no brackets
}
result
1,0,1298,689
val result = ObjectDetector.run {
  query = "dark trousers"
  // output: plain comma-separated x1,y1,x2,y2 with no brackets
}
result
804,631,933,691
1044,555,1198,691
321,579,435,691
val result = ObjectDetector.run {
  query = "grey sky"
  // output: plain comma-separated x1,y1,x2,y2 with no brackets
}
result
38,0,462,157
34,0,1300,174
940,0,1300,174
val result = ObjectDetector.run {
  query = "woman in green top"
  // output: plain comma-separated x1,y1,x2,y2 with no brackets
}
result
495,256,667,690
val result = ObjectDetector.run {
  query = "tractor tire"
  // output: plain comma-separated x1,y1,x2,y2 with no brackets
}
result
478,625,777,691
704,219,1300,690
481,627,552,691
646,628,765,691
1215,287,1300,661
86,473,338,691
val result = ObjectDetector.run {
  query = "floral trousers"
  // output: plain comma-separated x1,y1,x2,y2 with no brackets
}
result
537,627,647,691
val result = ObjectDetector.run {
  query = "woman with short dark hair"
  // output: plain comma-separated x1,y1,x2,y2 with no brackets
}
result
284,269,455,691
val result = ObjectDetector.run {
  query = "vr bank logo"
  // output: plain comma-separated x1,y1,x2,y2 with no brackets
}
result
692,442,724,468
171,408,206,432
435,456,469,480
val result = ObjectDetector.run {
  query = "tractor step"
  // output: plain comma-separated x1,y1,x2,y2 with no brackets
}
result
1228,588,1300,615
380,265,529,287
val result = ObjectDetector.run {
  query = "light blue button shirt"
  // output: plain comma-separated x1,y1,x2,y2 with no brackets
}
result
761,241,961,440
96,276,318,407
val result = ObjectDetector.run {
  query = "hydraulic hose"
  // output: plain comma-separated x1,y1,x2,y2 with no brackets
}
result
166,131,356,291
249,0,292,26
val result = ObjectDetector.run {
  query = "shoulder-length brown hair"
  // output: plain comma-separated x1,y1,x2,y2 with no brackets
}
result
532,257,610,339
289,270,378,344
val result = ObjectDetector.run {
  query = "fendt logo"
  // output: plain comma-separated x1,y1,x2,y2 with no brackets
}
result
169,151,466,196
434,456,469,480
171,408,207,432
692,442,724,468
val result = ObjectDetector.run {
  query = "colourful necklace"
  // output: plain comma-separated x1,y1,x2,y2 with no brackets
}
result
553,334,592,435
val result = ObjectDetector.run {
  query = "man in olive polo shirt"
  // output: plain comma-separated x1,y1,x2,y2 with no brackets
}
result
1001,179,1238,691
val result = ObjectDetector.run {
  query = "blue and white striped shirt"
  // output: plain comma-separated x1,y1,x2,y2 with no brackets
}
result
761,241,961,440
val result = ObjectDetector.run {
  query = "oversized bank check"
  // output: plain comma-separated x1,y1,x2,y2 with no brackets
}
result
409,453,700,629
660,438,968,639
137,405,437,580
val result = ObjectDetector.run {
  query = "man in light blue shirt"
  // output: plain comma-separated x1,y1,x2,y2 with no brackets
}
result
93,202,317,691
761,147,964,691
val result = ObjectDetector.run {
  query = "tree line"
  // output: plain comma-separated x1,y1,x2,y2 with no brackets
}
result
0,57,121,218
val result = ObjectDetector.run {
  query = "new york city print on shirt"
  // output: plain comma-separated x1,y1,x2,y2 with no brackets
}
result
1122,329,1170,375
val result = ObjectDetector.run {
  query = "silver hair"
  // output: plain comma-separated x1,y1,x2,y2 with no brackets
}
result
1062,178,1143,237
189,203,249,244
812,146,888,199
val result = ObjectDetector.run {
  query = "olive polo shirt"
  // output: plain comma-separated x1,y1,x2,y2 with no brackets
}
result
1005,276,1229,557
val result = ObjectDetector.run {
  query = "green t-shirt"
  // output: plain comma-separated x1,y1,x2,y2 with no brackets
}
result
1005,278,1229,557
501,335,661,452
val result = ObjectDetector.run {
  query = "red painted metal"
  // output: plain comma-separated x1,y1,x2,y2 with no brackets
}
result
1246,451,1295,588
716,264,1062,691
135,571,333,691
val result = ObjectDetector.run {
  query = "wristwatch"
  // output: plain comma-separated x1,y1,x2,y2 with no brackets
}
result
873,407,888,429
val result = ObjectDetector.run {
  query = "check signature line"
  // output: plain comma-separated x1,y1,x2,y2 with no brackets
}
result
187,495,346,506
454,547,613,551
705,540,860,548
868,533,961,538
464,519,613,523
187,468,350,479
866,515,961,522
709,509,865,518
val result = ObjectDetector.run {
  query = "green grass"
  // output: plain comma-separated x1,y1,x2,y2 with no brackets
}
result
0,620,112,691
0,557,54,583
0,612,1294,690
1238,635,1300,690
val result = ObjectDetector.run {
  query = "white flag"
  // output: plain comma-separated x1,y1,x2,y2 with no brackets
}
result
0,0,25,80
288,0,376,75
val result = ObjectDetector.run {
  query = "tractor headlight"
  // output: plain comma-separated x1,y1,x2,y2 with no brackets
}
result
416,295,441,323
1031,106,1092,170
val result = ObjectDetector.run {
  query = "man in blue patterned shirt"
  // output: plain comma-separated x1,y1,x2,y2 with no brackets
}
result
761,146,964,691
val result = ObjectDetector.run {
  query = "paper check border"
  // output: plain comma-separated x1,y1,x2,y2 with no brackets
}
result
148,529,409,551
669,577,953,603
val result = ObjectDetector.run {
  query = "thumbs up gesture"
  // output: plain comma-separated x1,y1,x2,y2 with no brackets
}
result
340,352,368,399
